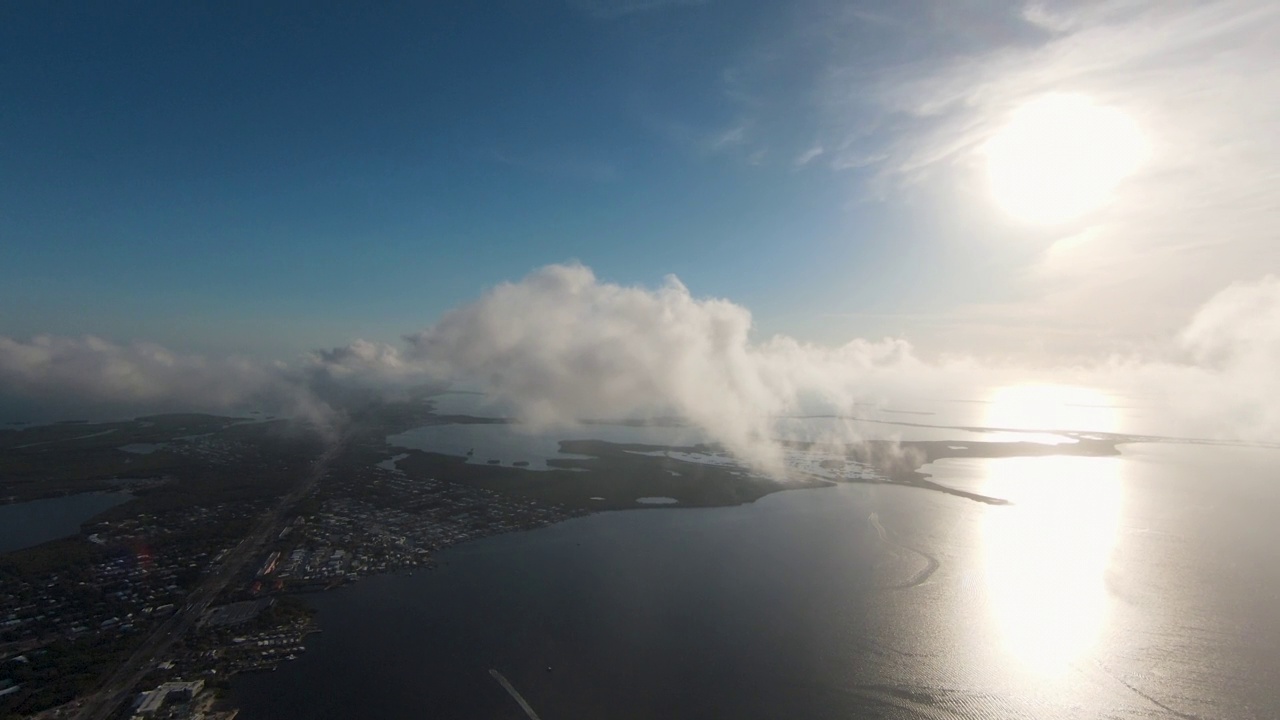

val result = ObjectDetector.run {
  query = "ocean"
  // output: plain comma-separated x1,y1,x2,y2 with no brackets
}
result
228,435,1280,718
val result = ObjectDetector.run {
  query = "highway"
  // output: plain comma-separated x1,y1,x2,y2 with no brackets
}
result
71,439,344,720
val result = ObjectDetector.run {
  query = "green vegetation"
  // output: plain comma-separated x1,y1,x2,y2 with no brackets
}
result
0,536,106,578
392,442,819,511
0,415,247,504
0,634,143,719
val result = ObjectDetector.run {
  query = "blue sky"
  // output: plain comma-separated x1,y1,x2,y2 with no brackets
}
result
3,0,1277,363
0,1,1021,357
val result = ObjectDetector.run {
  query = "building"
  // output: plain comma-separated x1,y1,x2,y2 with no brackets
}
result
134,680,204,715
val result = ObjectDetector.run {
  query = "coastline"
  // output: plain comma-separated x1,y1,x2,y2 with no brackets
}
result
205,428,1142,716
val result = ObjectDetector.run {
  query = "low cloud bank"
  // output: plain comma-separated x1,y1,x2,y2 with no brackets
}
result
0,335,328,428
309,265,1280,460
2,265,1278,470
310,264,969,469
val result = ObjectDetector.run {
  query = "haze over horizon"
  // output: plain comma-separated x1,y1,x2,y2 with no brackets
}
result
4,0,1279,448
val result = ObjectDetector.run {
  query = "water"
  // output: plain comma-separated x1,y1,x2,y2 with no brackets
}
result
388,418,1073,473
228,442,1280,719
0,492,132,554
118,443,166,454
388,422,710,471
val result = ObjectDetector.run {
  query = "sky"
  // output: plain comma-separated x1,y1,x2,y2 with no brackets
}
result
2,1,1279,445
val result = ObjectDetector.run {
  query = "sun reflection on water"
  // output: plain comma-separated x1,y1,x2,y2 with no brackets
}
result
982,456,1122,674
981,386,1123,675
984,384,1121,434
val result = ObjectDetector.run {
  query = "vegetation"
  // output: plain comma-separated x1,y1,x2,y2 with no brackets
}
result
0,634,143,719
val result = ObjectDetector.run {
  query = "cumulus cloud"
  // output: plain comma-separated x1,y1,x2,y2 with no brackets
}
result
1158,275,1280,441
5,266,1278,467
299,264,983,470
308,264,1280,464
312,263,919,470
1181,275,1280,369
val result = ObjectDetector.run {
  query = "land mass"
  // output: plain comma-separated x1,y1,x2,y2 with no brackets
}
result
1,400,1139,719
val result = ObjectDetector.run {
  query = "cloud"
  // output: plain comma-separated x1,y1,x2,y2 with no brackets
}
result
794,145,825,167
1157,275,1280,440
0,335,331,427
1019,2,1077,33
1180,275,1280,368
0,335,264,408
304,263,941,471
773,0,1280,355
309,264,1280,464
309,339,415,387
6,267,1278,467
988,5,1270,328
708,123,750,152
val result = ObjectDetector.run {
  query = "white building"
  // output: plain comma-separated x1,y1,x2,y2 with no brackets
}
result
134,680,204,715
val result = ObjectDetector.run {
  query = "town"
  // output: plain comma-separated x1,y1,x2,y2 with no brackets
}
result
0,418,586,720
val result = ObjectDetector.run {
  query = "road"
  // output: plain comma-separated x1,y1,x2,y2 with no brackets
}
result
72,439,344,720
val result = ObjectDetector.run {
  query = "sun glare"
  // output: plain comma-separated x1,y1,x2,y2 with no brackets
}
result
978,385,1123,673
984,94,1148,225
985,384,1120,434
982,455,1123,675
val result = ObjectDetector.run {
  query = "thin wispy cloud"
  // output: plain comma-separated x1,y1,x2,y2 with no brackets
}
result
799,0,1280,354
708,122,750,152
793,145,825,167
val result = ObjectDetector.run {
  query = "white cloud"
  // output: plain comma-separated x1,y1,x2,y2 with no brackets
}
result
303,264,938,471
809,0,1280,354
0,335,263,407
794,145,825,167
0,335,331,427
311,265,1280,465
1157,275,1280,440
6,267,1278,465
708,122,749,152
1181,275,1280,368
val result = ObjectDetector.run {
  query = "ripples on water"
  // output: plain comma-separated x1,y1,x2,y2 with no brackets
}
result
229,441,1280,719
232,390,1280,719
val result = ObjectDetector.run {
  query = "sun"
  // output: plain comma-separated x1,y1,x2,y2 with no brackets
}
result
984,94,1148,225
